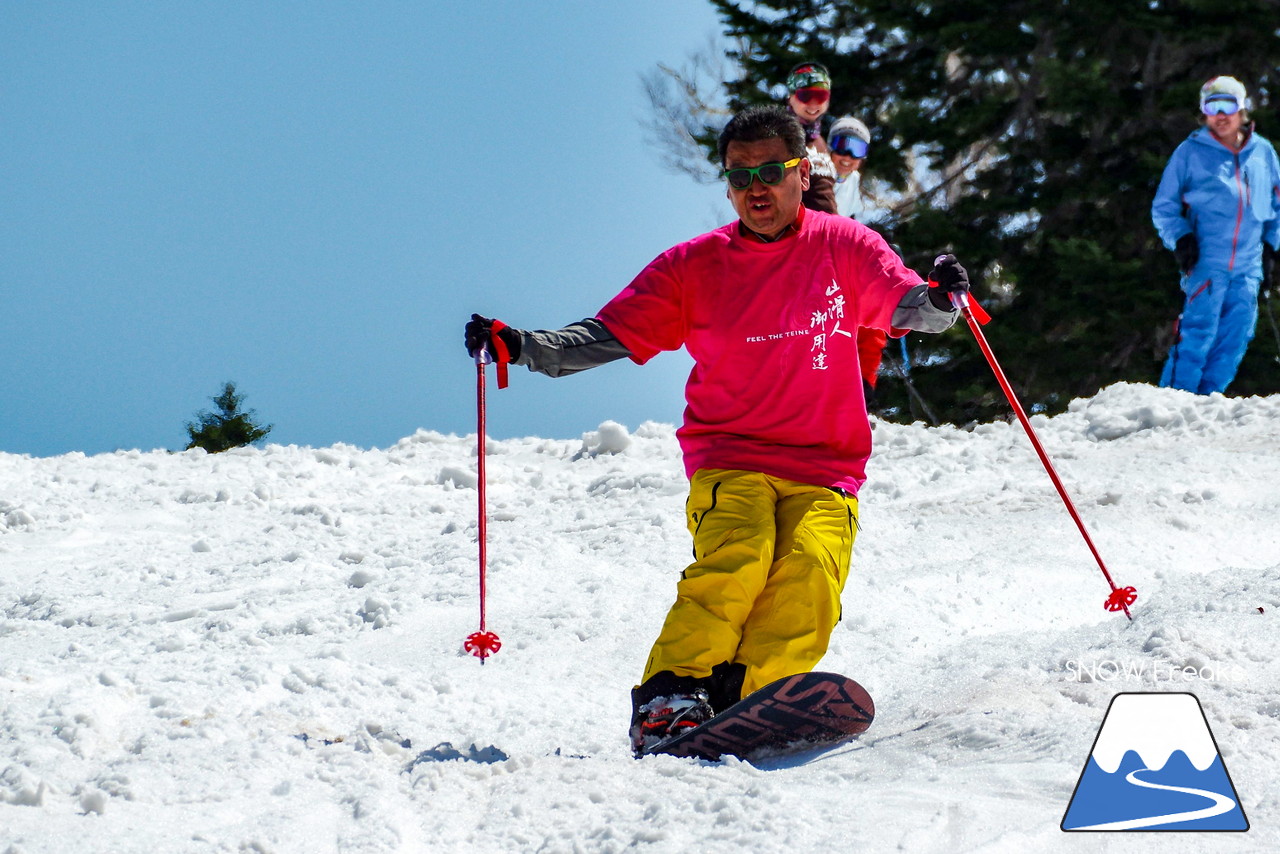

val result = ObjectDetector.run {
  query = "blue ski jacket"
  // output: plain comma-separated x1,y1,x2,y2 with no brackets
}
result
1152,126,1280,276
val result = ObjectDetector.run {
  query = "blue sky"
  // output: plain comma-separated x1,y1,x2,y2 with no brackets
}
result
2,2,734,456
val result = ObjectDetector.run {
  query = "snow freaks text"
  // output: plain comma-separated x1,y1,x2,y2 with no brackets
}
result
1063,660,1247,684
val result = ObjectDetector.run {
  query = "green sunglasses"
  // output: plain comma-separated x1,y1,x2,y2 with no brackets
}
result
722,157,803,190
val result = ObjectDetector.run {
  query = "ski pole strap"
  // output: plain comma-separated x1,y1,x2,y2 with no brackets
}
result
489,319,512,389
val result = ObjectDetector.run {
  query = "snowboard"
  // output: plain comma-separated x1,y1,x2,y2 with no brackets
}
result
639,671,874,761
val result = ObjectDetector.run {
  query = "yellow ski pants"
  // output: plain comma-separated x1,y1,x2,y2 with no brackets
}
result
641,468,858,700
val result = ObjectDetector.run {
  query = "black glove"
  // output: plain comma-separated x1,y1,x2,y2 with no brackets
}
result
927,254,970,310
464,314,521,361
1173,233,1198,274
1263,242,1276,294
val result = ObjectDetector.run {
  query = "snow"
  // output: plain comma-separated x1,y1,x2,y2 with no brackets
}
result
2,381,1278,853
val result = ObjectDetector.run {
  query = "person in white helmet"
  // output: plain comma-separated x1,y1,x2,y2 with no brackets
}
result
827,116,871,220
1151,75,1280,393
825,115,890,395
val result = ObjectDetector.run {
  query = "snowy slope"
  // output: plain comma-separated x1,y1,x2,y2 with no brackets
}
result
2,382,1278,853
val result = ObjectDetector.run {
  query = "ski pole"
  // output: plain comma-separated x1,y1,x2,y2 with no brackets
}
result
464,343,503,662
1169,272,1187,387
946,285,1137,619
1262,287,1280,365
888,336,939,425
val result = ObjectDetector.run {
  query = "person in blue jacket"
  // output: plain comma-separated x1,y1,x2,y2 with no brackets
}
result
1151,75,1280,394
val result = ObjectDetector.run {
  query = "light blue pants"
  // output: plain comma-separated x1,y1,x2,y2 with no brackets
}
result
1160,267,1260,394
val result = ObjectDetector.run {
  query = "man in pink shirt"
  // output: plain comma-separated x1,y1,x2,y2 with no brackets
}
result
466,105,969,756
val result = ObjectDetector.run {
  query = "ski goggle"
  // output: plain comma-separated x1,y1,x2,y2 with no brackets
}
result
793,88,830,105
722,158,803,190
1202,97,1241,116
830,135,869,158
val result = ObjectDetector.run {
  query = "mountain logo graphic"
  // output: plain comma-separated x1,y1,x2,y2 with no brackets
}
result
1062,692,1248,831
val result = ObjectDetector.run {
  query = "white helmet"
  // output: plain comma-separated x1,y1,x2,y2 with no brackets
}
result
1199,76,1248,114
828,116,871,145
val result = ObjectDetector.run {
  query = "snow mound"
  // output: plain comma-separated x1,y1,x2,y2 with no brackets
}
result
1,384,1278,852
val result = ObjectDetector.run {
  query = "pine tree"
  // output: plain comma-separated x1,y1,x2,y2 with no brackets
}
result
185,382,273,453
654,0,1280,421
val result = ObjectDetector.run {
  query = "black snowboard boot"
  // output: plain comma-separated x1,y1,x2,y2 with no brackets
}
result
629,665,745,756
630,688,713,756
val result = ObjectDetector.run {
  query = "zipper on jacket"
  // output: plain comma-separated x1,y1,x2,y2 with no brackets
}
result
1229,153,1245,272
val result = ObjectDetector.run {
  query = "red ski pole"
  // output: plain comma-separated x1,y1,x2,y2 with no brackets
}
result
464,344,503,662
947,286,1137,619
